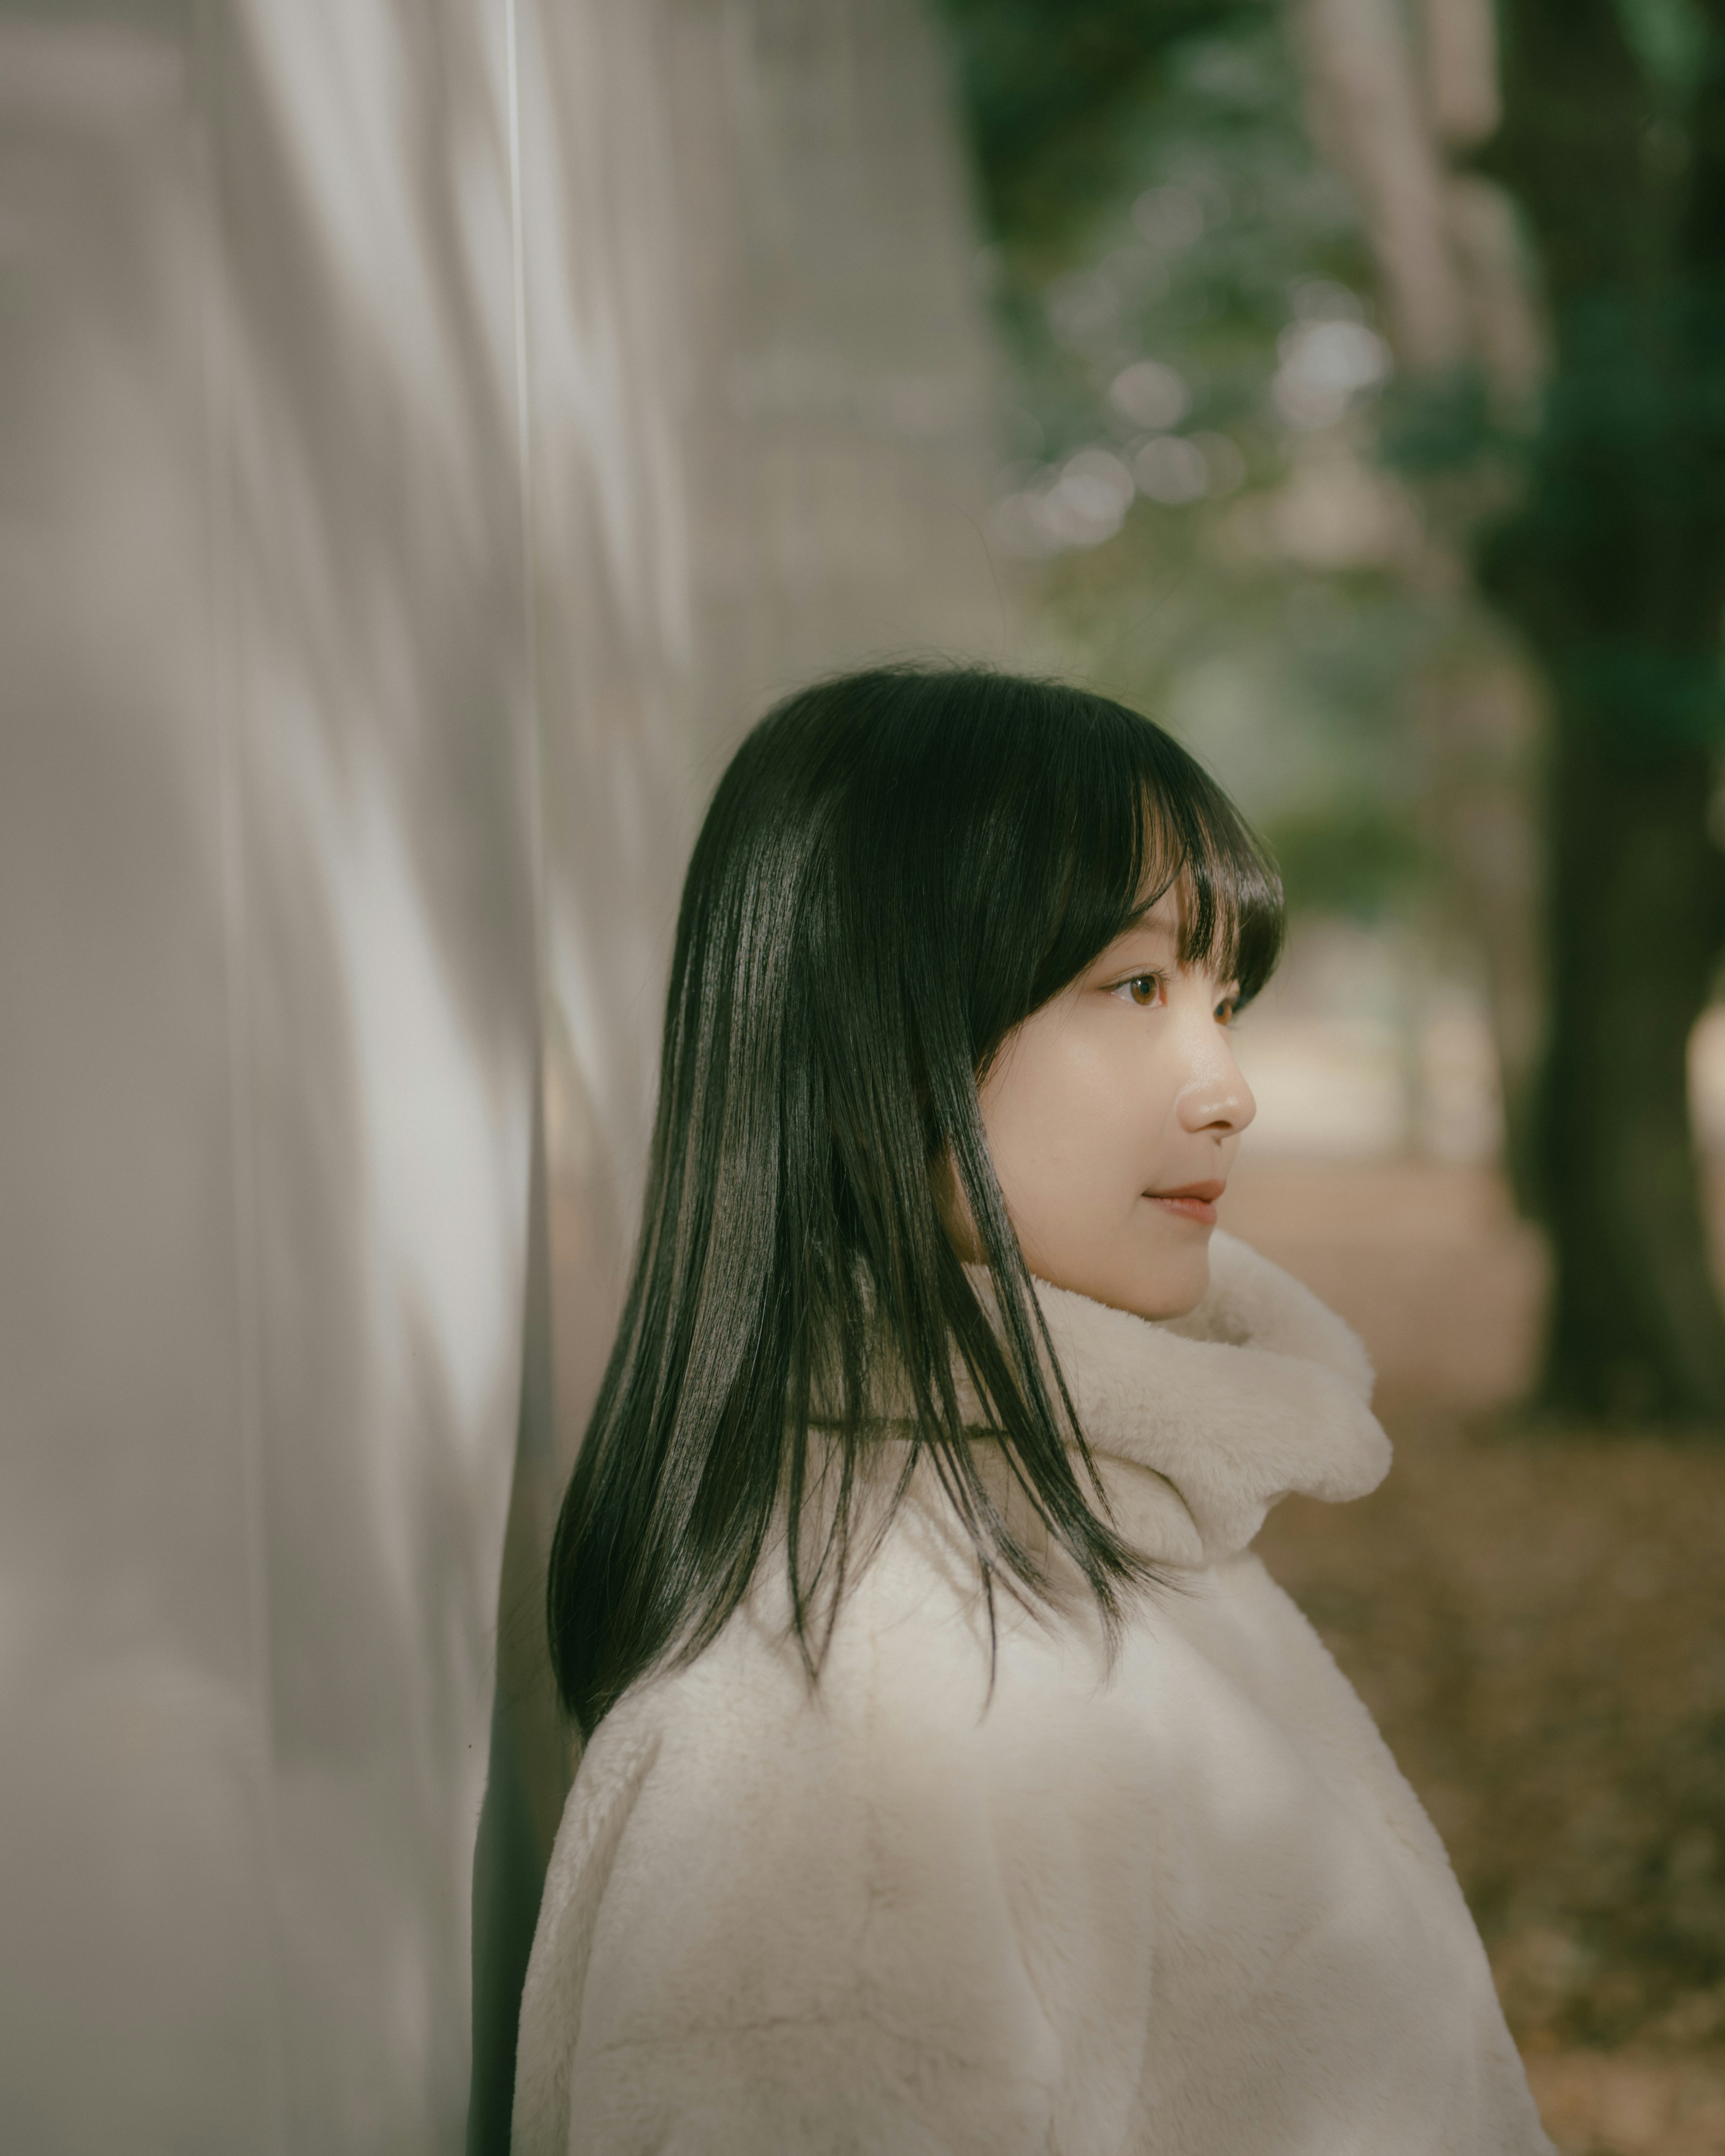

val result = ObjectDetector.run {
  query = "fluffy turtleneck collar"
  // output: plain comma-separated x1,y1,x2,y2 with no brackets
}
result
1013,1233,1390,1570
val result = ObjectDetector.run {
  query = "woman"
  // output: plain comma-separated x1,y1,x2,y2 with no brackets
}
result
513,667,1553,2154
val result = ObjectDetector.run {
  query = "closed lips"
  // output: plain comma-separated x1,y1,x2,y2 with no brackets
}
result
1148,1181,1224,1223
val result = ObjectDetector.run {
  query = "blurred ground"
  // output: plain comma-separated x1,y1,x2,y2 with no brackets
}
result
1226,1159,1725,2156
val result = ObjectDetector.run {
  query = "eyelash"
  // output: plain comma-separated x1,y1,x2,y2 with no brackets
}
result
1109,970,1240,1025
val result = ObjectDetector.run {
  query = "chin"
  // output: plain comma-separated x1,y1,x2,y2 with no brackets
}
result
1031,1226,1216,1325
1075,1244,1210,1325
1130,1241,1212,1322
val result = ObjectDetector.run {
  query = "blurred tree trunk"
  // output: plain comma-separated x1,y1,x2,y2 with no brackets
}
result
1294,0,1551,1214
1478,0,1725,1421
1300,0,1725,1420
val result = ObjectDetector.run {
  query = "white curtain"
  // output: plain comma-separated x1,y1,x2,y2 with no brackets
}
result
0,3,1000,2149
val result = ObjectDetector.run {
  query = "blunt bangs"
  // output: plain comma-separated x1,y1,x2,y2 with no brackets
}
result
1138,764,1286,1009
547,662,1285,1736
1008,698,1283,1046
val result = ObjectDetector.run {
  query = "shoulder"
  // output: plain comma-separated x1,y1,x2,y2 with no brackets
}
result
512,1702,663,2156
516,1594,1068,2156
525,1522,1127,1936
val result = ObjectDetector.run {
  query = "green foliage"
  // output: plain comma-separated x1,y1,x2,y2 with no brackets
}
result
1376,369,1498,477
1480,0,1725,757
1263,803,1433,920
946,7,1369,455
934,0,1268,254
937,2,1471,928
1610,0,1709,93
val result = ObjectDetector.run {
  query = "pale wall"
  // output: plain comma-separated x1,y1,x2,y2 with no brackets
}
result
0,2,1001,2150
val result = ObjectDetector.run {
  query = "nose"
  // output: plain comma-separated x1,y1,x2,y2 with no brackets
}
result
1176,1021,1256,1138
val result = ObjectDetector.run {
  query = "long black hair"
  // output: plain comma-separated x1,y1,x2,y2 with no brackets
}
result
547,665,1283,1736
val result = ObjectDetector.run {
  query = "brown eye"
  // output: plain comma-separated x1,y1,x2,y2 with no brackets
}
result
1126,974,1163,1007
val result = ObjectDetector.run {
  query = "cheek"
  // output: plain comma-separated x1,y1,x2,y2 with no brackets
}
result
979,1027,1215,1319
982,1029,1154,1221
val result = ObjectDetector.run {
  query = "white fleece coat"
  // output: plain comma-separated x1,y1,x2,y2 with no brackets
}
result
513,1235,1554,2156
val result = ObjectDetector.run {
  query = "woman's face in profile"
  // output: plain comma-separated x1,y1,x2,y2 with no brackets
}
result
965,884,1256,1321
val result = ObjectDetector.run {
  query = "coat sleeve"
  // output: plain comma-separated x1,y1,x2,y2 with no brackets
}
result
526,1686,1068,2156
